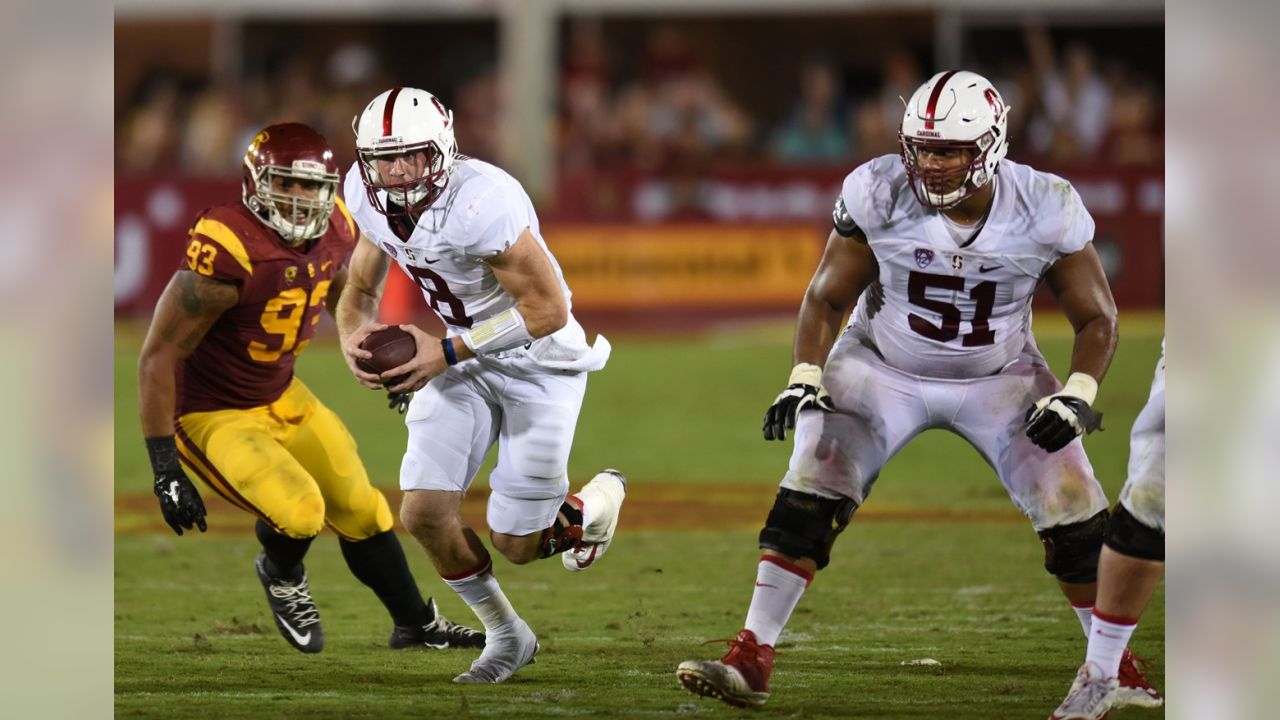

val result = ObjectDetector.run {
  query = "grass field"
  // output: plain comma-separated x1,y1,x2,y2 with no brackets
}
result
114,314,1165,718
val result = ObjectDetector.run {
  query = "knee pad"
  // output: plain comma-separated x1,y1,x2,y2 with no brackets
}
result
758,488,857,570
1105,503,1164,562
278,493,326,539
1037,509,1108,583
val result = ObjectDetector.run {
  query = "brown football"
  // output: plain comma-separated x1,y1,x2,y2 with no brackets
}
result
357,327,416,386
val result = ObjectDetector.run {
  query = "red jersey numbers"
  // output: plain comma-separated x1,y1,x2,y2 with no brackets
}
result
248,280,332,362
404,264,473,328
906,271,997,347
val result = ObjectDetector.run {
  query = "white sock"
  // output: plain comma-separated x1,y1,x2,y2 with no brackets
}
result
1085,610,1138,679
743,555,812,647
1071,602,1094,637
443,558,518,634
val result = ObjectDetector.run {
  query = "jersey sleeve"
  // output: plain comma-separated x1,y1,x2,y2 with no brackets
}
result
1038,173,1095,257
331,195,359,251
180,208,256,283
457,186,527,259
341,164,366,216
838,156,896,236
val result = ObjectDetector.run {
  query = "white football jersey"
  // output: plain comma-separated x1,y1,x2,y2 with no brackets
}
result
838,155,1095,379
344,157,609,372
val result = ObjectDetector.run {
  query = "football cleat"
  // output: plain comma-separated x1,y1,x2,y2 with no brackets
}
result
255,553,324,653
1114,648,1164,708
388,597,485,650
562,469,627,572
452,618,540,684
676,629,776,708
1049,661,1118,720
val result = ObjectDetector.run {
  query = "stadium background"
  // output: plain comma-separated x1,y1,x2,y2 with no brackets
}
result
114,1,1164,717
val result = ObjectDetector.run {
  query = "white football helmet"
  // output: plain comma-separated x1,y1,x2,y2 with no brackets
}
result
899,70,1010,210
353,87,457,216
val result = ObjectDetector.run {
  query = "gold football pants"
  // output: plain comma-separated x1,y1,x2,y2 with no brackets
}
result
175,378,392,540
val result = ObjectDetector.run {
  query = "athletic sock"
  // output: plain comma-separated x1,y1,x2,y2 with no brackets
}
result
1086,609,1139,679
1071,600,1094,637
339,530,430,627
442,555,519,634
743,555,813,647
255,519,313,580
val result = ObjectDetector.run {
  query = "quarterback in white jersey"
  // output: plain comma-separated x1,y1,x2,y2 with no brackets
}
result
678,70,1157,710
335,87,626,685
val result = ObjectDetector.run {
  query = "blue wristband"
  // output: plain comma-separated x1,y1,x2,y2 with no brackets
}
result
441,337,459,366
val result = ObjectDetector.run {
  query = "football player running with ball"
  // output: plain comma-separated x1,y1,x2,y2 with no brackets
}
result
138,123,482,655
335,87,624,684
676,70,1160,708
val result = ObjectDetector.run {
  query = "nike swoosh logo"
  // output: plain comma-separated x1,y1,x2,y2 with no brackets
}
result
320,261,333,271
423,258,441,264
755,583,780,589
166,481,181,504
275,614,312,645
978,264,1003,273
574,545,599,568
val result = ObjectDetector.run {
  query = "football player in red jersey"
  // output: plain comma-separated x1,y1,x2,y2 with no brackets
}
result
136,122,482,654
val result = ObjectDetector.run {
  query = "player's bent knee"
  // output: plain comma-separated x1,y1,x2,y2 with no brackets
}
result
278,493,326,539
328,488,394,541
1105,504,1164,562
1037,509,1108,583
758,488,857,570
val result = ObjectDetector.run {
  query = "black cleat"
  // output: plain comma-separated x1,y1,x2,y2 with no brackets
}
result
388,597,485,650
255,553,324,653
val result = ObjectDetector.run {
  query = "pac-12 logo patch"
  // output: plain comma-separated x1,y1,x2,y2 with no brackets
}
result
915,248,935,268
381,241,399,259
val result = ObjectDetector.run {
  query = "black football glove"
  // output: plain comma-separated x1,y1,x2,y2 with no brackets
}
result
763,363,835,441
1024,373,1104,453
387,391,411,414
146,436,207,536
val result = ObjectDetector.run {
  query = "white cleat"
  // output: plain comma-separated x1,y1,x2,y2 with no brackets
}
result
452,618,540,684
1049,661,1119,720
563,469,627,572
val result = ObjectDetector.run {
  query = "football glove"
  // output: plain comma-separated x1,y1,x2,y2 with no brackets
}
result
146,436,207,536
1025,372,1104,453
763,363,835,441
388,391,411,414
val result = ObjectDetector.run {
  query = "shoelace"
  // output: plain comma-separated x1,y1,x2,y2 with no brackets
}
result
269,582,321,628
426,614,482,640
1062,671,1113,713
1120,650,1153,681
701,636,774,660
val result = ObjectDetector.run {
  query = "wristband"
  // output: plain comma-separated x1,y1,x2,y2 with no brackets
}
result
459,307,535,355
441,337,459,366
145,435,182,475
1060,372,1099,406
788,363,824,388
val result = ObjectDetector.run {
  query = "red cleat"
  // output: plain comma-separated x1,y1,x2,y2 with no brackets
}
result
676,630,776,708
1114,648,1163,708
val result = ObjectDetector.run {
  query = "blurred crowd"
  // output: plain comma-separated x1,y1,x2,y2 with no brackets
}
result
117,21,1162,179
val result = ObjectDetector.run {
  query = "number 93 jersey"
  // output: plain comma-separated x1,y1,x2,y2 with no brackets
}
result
176,199,359,413
838,154,1095,379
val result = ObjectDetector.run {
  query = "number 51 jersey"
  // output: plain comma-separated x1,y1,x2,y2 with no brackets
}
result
838,155,1096,379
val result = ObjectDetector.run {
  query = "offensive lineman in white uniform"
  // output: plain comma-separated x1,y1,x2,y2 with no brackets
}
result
676,70,1158,708
1051,346,1166,719
335,87,626,684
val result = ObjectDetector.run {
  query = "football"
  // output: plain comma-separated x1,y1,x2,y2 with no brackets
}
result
357,326,416,387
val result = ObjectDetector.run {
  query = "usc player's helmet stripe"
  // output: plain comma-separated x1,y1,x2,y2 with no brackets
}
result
924,69,960,130
192,217,254,275
334,196,356,237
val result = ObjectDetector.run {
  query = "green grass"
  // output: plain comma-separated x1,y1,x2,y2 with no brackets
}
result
116,526,1163,719
115,314,1164,718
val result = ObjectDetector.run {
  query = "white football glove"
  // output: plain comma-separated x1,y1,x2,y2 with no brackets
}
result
763,363,835,441
1025,373,1104,452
